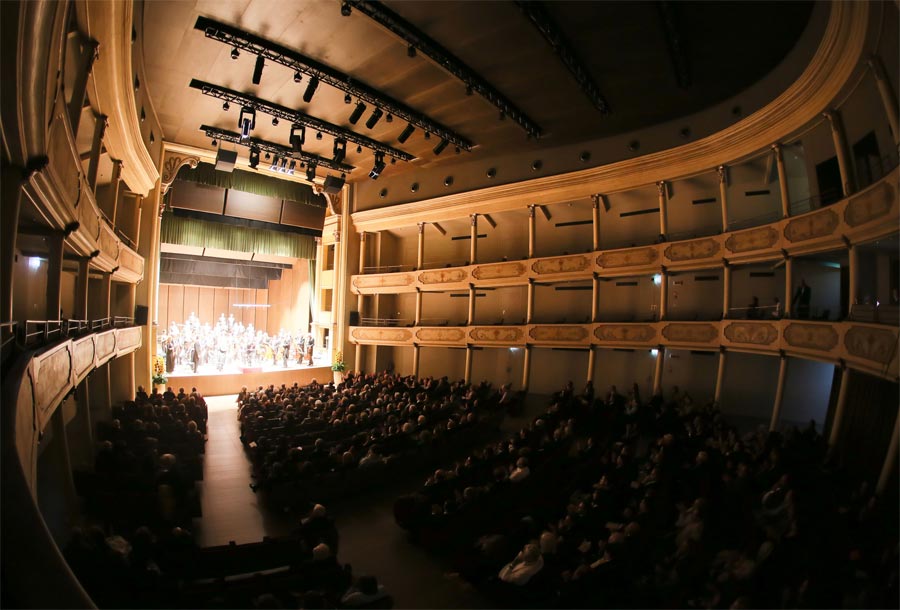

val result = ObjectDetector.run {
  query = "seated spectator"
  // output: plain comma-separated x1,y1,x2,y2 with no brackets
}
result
498,543,544,585
340,575,390,607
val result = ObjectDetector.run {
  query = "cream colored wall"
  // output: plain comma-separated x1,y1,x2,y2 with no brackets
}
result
666,271,723,321
420,346,466,382
472,287,528,325
592,348,657,401
533,284,591,324
600,186,660,249
13,253,48,321
660,349,719,403
597,276,659,322
530,348,589,394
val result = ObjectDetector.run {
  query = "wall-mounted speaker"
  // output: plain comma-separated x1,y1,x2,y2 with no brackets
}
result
134,305,149,326
323,175,345,194
348,310,360,326
215,148,238,173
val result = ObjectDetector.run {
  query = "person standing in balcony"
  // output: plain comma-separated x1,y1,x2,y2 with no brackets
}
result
792,279,812,319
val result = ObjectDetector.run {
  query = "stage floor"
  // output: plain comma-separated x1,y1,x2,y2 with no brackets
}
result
166,360,321,377
167,362,333,395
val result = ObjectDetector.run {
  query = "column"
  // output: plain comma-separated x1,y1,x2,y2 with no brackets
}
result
45,232,64,319
416,223,425,270
412,344,420,378
464,346,473,384
467,284,476,325
769,354,788,431
657,181,668,241
723,264,732,319
824,110,855,197
717,165,729,232
469,214,478,265
828,365,851,449
1,166,24,322
876,411,899,495
772,144,790,218
652,347,665,396
713,349,726,404
521,346,532,392
86,115,107,190
591,195,601,251
358,231,367,273
357,232,366,329
73,258,93,463
658,269,668,321
527,205,536,258
591,274,600,323
49,407,79,524
526,279,535,324
414,289,423,326
784,257,793,319
848,245,859,312
67,35,99,137
868,55,899,146
353,343,363,374
586,347,596,384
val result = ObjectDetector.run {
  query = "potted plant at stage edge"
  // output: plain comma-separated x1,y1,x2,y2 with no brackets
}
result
331,351,346,384
152,355,167,391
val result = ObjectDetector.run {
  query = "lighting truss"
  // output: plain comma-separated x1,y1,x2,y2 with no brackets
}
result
345,0,543,139
201,125,355,174
194,16,474,151
514,0,610,114
191,79,414,162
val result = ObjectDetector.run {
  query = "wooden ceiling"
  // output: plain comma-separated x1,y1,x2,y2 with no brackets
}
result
141,0,813,185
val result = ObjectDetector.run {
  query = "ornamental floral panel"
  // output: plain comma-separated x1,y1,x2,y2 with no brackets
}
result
418,268,468,284
472,262,527,280
844,180,896,227
661,323,719,344
724,226,779,254
783,323,839,351
532,255,591,275
723,321,779,345
352,273,415,289
783,209,839,243
844,325,898,365
415,328,466,343
529,325,589,342
597,247,659,269
664,238,721,262
469,327,523,342
351,328,413,343
594,324,657,343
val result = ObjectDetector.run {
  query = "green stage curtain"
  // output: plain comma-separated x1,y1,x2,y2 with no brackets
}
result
161,214,316,260
176,162,325,208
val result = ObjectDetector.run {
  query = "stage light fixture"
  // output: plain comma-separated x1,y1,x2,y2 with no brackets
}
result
348,101,366,124
290,124,306,151
265,152,271,160
424,131,431,140
288,160,296,175
248,146,261,169
252,55,265,84
272,117,279,126
222,101,230,111
341,1,352,16
369,151,386,180
356,144,363,154
333,139,347,163
280,157,288,172
211,138,217,146
433,139,449,155
302,76,319,103
238,106,256,140
306,163,317,181
407,45,416,58
231,47,240,60
293,71,303,83
344,93,352,104
366,108,384,129
270,156,279,171
397,124,415,143
390,157,396,164
316,131,323,141
386,114,393,123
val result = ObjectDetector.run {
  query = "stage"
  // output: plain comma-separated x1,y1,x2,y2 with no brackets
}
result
166,361,334,395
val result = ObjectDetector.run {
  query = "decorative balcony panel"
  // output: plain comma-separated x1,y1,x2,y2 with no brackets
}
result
593,323,658,347
723,225,783,263
842,170,899,243
115,245,145,283
842,323,899,379
662,236,724,270
418,267,470,290
528,324,591,346
351,273,417,294
781,321,840,353
415,327,467,344
30,342,75,432
95,330,117,365
73,336,96,383
471,261,529,285
595,246,661,276
468,326,526,346
115,326,143,356
96,222,119,269
660,322,721,346
350,327,414,345
782,207,842,254
721,321,780,352
531,254,593,279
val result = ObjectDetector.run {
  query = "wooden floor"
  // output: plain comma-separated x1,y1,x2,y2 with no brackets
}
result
194,393,554,608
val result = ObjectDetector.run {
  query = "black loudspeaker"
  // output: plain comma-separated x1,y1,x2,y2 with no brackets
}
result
134,305,149,325
323,174,345,194
348,310,360,326
215,148,238,172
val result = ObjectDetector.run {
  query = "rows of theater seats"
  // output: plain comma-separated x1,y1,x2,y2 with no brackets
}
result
394,384,899,609
238,374,506,510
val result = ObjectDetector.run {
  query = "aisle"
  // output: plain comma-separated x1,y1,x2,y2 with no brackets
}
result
195,395,276,547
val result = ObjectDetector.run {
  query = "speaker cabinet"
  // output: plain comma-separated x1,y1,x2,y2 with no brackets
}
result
348,310,360,326
323,175,345,194
214,148,238,172
134,305,149,326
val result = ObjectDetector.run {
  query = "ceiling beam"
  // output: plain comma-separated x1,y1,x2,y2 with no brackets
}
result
431,222,446,236
482,214,497,229
345,1,543,139
538,205,552,221
200,125,355,174
513,1,610,114
656,1,691,89
194,16,473,152
190,80,414,162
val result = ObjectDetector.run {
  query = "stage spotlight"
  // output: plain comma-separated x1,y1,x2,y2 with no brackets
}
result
222,101,230,111
369,151,386,180
344,93,352,104
341,1,352,16
386,114,393,123
356,144,363,154
424,131,431,140
288,160,296,175
252,55,265,84
302,77,319,103
272,117,279,126
433,139,449,155
238,106,256,140
293,71,303,83
270,156,279,171
231,47,240,60
211,138,217,147
316,131,323,140
366,108,384,129
280,157,288,173
290,124,306,151
333,139,347,163
349,101,366,124
248,147,260,169
397,123,415,143
407,45,416,58
306,163,317,182
264,152,271,160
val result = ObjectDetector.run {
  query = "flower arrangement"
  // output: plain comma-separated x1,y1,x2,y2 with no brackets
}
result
152,355,167,386
331,351,346,372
